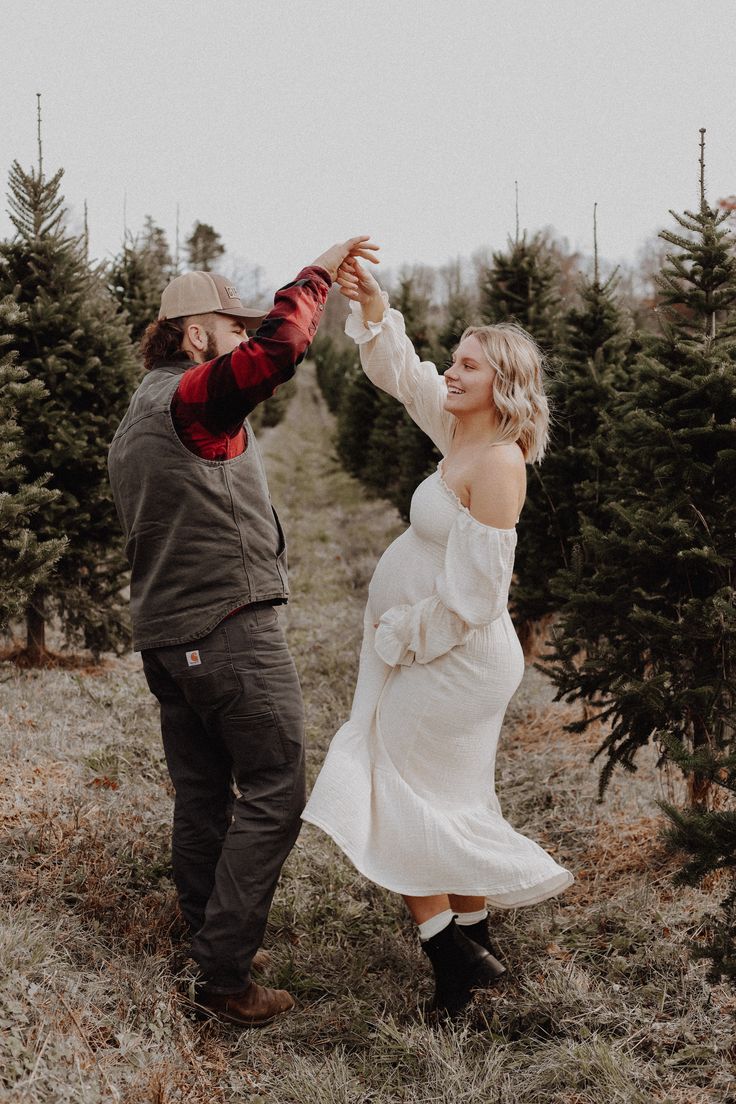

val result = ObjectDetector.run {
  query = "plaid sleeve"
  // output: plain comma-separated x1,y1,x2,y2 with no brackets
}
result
171,265,331,457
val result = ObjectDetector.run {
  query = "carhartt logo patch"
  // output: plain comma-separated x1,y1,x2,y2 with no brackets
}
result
224,285,239,299
186,650,202,667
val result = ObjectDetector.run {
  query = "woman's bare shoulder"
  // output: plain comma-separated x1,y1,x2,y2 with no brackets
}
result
468,443,526,528
476,442,527,483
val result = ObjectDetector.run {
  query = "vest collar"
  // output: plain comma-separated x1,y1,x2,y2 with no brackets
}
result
152,359,195,376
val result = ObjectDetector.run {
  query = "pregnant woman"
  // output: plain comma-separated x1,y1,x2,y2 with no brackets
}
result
302,258,573,1017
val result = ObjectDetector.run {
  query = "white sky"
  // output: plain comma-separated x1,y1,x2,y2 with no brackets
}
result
3,0,735,291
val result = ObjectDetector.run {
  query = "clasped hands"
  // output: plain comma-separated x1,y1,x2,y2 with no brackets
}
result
311,236,385,323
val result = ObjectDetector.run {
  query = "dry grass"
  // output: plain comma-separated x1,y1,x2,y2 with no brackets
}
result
1,363,734,1103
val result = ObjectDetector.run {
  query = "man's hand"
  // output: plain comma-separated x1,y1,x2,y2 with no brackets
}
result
311,236,380,282
335,257,385,324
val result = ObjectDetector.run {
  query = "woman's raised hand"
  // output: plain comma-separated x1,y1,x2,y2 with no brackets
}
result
336,257,385,323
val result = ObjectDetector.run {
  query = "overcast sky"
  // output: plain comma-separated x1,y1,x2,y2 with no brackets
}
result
3,0,735,292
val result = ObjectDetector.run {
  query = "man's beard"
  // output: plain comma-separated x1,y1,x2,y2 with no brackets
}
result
203,329,219,361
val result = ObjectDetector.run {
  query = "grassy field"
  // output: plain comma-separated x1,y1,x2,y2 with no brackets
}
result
1,365,734,1103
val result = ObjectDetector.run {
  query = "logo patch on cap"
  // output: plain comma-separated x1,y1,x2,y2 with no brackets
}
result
186,650,202,667
224,285,239,299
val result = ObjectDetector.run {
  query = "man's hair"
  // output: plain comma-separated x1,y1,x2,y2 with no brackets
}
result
140,317,190,372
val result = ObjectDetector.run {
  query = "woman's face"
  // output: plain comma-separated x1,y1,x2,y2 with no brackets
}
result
443,335,495,416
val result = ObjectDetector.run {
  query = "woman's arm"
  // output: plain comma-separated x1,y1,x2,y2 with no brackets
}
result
337,260,455,453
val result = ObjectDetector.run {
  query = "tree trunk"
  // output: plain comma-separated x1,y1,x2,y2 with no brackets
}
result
688,713,712,807
25,597,47,666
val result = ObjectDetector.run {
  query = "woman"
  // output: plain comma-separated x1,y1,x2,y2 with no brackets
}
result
302,258,573,1017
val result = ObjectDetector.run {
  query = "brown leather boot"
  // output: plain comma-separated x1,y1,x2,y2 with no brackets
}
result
196,981,295,1026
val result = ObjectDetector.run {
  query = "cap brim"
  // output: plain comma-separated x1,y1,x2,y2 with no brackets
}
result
216,307,268,330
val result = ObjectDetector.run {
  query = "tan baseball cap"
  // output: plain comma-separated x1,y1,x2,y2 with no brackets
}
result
158,271,267,329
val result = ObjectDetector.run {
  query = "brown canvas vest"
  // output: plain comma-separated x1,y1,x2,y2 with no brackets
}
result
108,363,289,651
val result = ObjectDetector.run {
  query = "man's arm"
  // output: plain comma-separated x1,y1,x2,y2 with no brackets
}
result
172,265,330,446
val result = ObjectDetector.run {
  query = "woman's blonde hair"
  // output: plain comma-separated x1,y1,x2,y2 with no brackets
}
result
459,322,550,463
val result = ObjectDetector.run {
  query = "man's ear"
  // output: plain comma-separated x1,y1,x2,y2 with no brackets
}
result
184,321,208,353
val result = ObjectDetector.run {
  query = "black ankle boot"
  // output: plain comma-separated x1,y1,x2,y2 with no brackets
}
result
420,918,506,1018
458,917,505,964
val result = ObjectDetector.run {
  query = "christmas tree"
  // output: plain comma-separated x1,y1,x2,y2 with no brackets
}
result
108,220,174,343
660,755,736,983
545,131,736,791
336,366,382,481
0,104,138,661
513,207,633,625
476,222,564,636
0,296,65,631
477,229,562,352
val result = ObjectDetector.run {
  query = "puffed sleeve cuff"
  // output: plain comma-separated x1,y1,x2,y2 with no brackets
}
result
345,292,392,345
375,596,469,667
374,604,415,666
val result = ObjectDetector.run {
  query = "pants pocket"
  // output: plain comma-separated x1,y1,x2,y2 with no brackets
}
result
220,706,288,773
179,666,242,713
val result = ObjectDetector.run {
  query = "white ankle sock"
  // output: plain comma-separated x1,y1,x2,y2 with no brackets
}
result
417,909,454,941
455,908,488,926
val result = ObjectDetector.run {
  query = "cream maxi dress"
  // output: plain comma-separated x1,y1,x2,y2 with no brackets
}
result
302,299,573,904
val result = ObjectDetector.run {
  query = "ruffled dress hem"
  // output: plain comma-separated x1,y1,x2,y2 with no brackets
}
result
301,810,574,906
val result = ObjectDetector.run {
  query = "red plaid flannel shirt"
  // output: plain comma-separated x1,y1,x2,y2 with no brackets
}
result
171,265,331,460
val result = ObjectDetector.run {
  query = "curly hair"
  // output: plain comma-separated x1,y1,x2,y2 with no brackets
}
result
459,322,550,464
139,317,190,373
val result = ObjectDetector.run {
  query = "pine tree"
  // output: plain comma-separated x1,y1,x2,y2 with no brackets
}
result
0,296,66,630
513,208,633,624
477,226,563,634
659,754,736,984
477,230,562,352
313,330,357,415
545,130,736,787
335,366,382,480
0,113,138,661
108,221,173,343
142,215,174,277
186,221,225,271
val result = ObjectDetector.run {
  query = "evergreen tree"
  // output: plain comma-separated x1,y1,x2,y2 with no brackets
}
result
335,365,382,480
477,230,562,352
513,208,633,624
108,226,170,343
0,296,66,630
186,220,225,271
312,330,357,415
142,215,174,277
477,228,563,634
0,135,138,661
659,752,736,984
545,129,736,795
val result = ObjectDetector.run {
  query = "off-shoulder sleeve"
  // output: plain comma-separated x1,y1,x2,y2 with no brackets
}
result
374,511,517,666
345,296,455,454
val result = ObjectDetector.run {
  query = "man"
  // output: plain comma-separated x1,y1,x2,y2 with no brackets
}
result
108,236,378,1026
